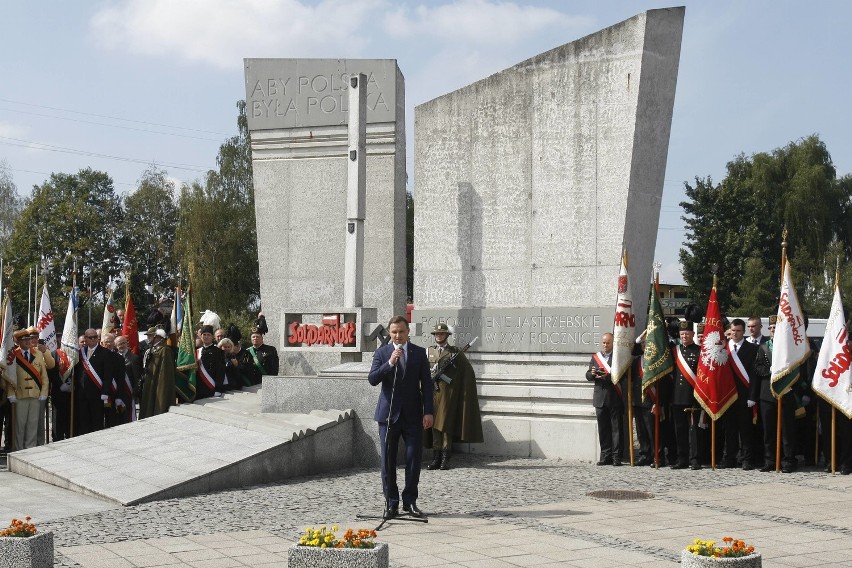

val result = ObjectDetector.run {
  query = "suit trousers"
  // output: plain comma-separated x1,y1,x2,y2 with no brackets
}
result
671,405,699,466
14,398,41,450
595,405,623,462
76,397,105,435
761,396,797,467
634,406,656,462
379,417,423,508
720,397,757,466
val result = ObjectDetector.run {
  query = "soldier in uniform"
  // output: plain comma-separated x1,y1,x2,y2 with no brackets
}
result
424,323,483,471
671,321,701,470
586,333,624,466
196,325,225,399
7,328,50,449
140,327,176,418
248,327,279,381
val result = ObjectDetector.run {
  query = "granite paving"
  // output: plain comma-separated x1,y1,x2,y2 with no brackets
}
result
2,454,850,567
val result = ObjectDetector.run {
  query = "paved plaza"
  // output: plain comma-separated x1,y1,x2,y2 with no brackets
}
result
1,453,850,567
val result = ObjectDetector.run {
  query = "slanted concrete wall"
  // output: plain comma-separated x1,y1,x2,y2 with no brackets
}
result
412,8,684,461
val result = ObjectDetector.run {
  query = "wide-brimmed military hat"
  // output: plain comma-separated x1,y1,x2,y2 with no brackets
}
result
431,323,452,335
14,326,38,340
145,326,158,336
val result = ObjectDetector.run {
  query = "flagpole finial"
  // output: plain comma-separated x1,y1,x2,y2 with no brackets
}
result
711,263,719,289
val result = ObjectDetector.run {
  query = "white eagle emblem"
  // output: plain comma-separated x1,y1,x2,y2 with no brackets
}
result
700,331,729,370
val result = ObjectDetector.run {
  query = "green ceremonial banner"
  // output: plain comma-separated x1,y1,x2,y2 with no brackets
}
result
641,283,673,401
175,296,197,402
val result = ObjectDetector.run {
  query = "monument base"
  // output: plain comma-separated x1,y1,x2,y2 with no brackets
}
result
262,353,603,464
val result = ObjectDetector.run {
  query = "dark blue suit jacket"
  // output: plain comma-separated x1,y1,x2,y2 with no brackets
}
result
368,342,434,424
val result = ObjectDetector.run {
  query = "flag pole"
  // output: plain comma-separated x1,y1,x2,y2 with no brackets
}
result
70,262,77,438
653,270,661,469
776,227,788,473
4,265,17,451
624,250,635,467
710,266,718,471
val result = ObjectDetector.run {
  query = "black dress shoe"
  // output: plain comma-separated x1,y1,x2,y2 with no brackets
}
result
840,465,851,475
612,461,622,467
759,465,773,472
690,463,701,471
635,458,651,466
402,503,425,518
596,459,613,466
383,506,398,520
670,463,688,470
741,463,754,471
426,450,442,470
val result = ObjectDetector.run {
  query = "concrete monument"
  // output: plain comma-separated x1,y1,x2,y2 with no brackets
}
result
412,8,684,460
244,59,406,375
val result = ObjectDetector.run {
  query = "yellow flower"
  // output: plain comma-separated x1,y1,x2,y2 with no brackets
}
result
332,525,339,532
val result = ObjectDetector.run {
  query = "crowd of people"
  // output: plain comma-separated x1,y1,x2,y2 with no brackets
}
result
588,315,852,474
0,309,279,453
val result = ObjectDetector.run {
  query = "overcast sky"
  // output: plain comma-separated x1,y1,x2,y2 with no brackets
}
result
2,1,850,284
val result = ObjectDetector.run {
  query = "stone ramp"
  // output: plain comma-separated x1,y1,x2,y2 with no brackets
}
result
9,387,354,506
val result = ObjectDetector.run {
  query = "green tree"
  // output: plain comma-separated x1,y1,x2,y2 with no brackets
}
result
0,161,22,258
175,100,258,314
680,135,850,316
121,166,179,308
5,168,124,320
730,255,776,316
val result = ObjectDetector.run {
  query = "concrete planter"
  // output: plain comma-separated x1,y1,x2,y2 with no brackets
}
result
0,531,53,568
288,542,388,568
681,551,762,568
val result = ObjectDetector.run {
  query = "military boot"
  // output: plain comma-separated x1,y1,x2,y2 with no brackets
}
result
439,449,452,470
426,449,443,470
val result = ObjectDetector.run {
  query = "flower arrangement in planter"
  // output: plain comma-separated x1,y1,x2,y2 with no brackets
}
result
0,517,54,568
682,537,761,567
298,526,378,549
289,525,388,568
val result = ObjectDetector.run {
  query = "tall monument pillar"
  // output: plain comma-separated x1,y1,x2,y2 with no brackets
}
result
245,59,406,375
412,9,684,460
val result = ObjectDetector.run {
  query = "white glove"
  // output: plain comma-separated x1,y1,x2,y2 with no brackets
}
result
60,383,71,393
38,395,47,401
100,394,109,401
747,400,756,408
698,421,709,430
115,399,125,407
802,395,811,406
213,392,222,398
7,395,16,403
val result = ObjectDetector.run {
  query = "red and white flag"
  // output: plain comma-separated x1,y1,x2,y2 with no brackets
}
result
694,287,738,420
0,294,17,387
36,285,58,351
59,286,79,380
812,283,852,418
611,252,636,386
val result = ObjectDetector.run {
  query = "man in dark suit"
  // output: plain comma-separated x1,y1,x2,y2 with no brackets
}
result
720,318,760,470
671,321,702,470
74,328,119,435
746,316,768,347
368,315,434,519
585,333,624,466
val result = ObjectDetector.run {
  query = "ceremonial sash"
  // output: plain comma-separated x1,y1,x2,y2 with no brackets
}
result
57,349,71,380
81,350,103,389
196,348,216,390
726,343,750,388
247,346,266,375
593,352,622,398
15,352,42,388
675,346,698,388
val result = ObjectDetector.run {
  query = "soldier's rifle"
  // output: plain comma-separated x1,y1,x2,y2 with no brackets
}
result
431,336,478,386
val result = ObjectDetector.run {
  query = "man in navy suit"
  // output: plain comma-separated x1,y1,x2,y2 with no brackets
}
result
368,315,434,519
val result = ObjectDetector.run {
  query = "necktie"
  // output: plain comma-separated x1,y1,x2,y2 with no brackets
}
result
26,352,31,363
400,347,406,370
734,344,738,353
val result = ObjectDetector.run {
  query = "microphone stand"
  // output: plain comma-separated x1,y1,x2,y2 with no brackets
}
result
357,345,428,530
